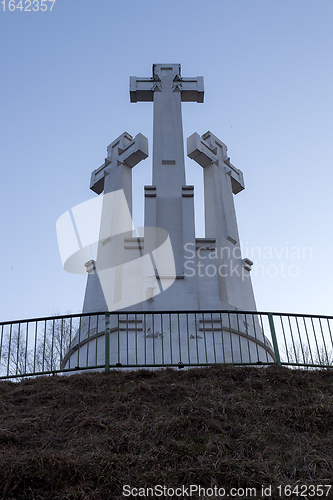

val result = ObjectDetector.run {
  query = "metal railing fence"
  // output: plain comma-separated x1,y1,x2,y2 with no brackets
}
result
0,310,333,379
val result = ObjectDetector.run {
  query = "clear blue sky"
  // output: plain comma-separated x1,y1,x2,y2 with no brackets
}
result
1,0,332,322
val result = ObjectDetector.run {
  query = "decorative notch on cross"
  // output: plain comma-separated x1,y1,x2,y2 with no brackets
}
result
182,185,194,198
84,259,96,274
144,186,157,198
90,132,148,195
243,258,253,272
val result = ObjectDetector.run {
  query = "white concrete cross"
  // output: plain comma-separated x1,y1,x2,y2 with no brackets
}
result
131,64,203,280
82,131,148,313
187,131,256,310
187,130,244,244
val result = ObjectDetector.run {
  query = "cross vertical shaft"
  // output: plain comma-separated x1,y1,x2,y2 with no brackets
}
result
131,64,203,283
82,131,148,313
187,131,257,311
152,65,185,194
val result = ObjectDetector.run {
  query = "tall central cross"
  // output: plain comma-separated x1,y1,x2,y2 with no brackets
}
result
130,64,203,280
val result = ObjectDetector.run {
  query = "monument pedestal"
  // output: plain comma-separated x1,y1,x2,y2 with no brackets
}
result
62,311,275,370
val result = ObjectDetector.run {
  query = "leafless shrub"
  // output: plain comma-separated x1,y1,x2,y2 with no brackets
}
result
283,340,333,368
0,314,76,378
34,316,75,373
0,326,33,378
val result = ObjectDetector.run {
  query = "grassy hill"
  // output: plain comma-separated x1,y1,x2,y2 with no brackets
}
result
0,365,333,499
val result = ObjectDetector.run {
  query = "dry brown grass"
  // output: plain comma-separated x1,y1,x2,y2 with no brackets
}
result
0,365,333,499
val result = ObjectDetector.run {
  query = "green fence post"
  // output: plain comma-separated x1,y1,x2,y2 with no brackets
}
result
268,314,281,366
105,312,110,372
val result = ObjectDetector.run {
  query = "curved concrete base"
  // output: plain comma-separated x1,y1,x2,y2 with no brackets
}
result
62,313,275,371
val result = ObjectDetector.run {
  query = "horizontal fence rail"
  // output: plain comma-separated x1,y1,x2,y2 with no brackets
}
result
1,310,333,379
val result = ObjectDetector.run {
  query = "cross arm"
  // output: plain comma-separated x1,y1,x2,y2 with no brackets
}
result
119,132,149,168
130,76,204,103
224,158,245,194
187,132,217,167
90,132,148,194
130,77,155,102
178,77,204,103
187,132,245,194
90,161,108,195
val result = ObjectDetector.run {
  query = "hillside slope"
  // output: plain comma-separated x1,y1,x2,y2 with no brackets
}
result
0,366,333,499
